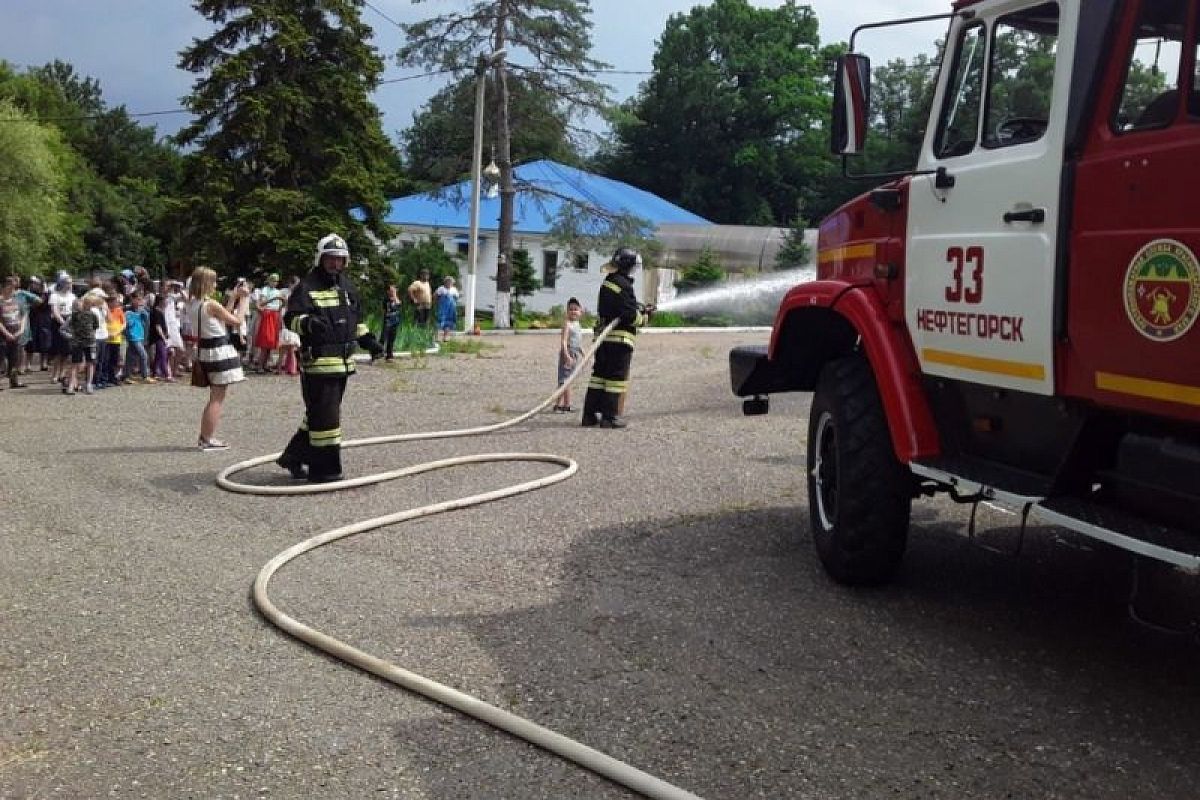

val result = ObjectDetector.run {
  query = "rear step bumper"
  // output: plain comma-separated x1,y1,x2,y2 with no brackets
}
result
910,461,1200,573
729,345,789,397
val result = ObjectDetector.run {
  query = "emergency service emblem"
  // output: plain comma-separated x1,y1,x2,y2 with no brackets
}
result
1123,239,1200,342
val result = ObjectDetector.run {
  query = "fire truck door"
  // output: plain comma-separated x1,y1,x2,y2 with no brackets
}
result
1065,0,1200,424
906,3,1075,395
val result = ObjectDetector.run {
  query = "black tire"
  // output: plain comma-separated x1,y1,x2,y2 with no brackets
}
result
807,355,911,585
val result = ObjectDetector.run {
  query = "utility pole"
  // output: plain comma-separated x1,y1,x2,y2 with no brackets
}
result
464,50,505,336
492,0,514,329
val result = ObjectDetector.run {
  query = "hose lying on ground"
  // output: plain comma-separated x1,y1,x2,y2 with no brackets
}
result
216,321,705,800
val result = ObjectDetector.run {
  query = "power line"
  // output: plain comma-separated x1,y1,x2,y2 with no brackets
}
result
362,0,402,30
378,68,457,85
0,67,461,122
507,63,652,76
0,108,189,123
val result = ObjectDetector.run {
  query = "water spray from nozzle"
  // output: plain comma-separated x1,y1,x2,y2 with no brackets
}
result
655,267,816,317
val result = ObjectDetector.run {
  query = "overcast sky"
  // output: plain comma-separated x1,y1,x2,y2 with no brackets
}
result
1,0,949,144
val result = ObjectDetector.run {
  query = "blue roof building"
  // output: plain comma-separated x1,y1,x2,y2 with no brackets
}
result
383,159,712,233
381,160,712,316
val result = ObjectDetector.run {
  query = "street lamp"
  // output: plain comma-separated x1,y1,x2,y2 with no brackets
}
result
464,48,507,335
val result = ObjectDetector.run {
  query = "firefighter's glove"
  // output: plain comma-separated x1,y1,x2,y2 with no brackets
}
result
302,316,330,337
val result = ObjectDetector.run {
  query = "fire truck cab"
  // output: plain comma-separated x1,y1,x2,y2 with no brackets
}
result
731,0,1200,585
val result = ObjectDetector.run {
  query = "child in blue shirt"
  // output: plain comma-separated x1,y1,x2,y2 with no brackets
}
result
124,292,154,383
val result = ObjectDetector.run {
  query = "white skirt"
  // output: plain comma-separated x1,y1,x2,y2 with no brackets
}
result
278,327,300,348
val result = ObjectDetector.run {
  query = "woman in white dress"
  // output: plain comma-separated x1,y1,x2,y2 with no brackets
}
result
187,267,249,451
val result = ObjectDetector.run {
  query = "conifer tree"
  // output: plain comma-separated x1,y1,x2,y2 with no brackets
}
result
399,0,608,327
176,0,399,275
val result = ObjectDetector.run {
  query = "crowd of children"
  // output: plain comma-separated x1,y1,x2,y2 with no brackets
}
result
0,268,307,397
4,265,609,429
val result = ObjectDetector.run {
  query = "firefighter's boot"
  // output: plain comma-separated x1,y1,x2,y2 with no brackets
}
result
581,388,602,427
275,453,308,480
278,430,311,479
306,439,344,483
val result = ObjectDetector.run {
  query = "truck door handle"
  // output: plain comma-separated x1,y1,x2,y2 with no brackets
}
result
1003,207,1046,224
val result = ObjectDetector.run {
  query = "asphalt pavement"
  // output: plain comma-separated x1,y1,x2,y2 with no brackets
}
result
2,332,1199,799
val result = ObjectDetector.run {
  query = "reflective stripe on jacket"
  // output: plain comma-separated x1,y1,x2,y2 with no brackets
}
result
284,267,370,376
596,271,645,348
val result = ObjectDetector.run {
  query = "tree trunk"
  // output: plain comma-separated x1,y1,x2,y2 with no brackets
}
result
492,0,514,329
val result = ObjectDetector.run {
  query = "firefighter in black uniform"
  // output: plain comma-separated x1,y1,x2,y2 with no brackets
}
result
277,233,382,482
582,247,653,429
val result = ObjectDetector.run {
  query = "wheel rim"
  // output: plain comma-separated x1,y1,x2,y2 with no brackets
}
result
812,411,838,530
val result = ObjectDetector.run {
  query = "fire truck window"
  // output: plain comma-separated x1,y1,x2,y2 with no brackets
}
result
933,22,986,159
1116,0,1186,131
983,3,1059,149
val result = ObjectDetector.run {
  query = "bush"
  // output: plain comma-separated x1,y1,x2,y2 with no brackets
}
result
647,311,686,327
394,235,459,286
675,247,724,294
510,249,540,316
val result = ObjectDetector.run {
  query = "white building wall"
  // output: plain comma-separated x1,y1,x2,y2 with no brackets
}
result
388,227,634,316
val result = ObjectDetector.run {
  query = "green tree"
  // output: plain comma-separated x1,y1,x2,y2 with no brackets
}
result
863,53,939,173
402,72,580,189
176,0,399,277
508,248,540,316
774,214,811,272
388,236,459,314
599,0,836,226
399,0,610,328
675,247,724,294
0,100,67,276
0,60,182,274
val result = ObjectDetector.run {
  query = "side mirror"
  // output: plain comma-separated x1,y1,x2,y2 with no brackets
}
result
831,53,871,156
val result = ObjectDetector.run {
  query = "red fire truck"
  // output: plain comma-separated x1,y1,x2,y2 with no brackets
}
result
730,0,1200,585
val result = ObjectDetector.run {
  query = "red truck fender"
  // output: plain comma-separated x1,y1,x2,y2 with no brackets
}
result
771,280,941,463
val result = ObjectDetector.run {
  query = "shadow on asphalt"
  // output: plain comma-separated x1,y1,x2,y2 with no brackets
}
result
386,506,1200,799
147,470,226,493
68,444,197,455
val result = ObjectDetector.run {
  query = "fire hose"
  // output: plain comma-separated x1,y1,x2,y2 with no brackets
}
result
216,320,703,800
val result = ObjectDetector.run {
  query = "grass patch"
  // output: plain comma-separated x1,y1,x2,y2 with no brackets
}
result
437,338,499,357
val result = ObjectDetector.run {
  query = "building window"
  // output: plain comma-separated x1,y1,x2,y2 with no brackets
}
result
456,241,469,258
400,240,415,250
573,252,589,272
542,250,559,289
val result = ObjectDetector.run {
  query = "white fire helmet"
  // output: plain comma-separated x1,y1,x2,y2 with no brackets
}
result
314,233,350,268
